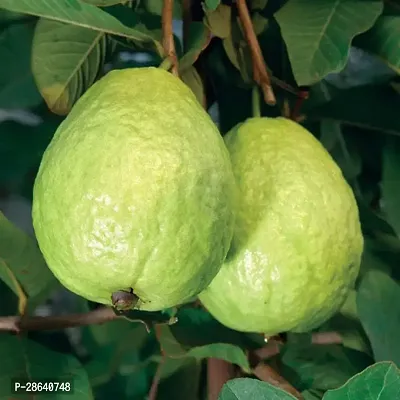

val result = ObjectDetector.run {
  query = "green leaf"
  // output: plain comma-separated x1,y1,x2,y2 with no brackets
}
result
181,66,206,108
169,307,250,349
0,8,31,22
0,212,57,314
203,4,231,39
358,244,392,282
204,0,220,12
81,0,127,5
321,290,371,355
0,121,49,189
302,389,324,400
250,0,268,11
157,326,186,357
141,0,182,20
94,367,152,400
0,335,92,399
0,21,42,109
84,322,151,387
157,358,202,400
252,12,269,36
357,270,400,366
218,378,298,400
229,16,253,81
76,299,147,346
188,343,250,373
281,342,372,392
179,22,211,71
32,19,109,115
357,199,398,238
0,0,162,54
356,15,400,73
0,113,61,197
157,326,250,372
319,120,361,182
323,361,400,400
382,136,400,237
306,84,400,137
275,0,383,85
223,36,240,70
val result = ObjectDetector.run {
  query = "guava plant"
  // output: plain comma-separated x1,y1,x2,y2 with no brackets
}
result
0,0,399,399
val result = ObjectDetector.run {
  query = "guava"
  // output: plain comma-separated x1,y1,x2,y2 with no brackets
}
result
199,117,364,336
32,67,236,311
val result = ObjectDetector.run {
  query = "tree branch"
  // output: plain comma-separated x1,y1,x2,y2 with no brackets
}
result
311,331,343,345
236,0,276,105
0,307,118,333
207,358,236,400
290,90,309,121
162,0,179,76
253,339,281,360
251,331,343,363
253,363,303,399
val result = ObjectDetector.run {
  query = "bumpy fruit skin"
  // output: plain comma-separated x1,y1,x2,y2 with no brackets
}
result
199,117,363,335
32,67,236,311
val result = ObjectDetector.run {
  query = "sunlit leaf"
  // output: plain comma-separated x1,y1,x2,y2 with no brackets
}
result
32,19,111,115
323,362,400,400
0,0,162,54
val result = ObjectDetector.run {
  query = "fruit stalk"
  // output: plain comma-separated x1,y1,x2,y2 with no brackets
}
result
236,0,276,105
162,0,179,76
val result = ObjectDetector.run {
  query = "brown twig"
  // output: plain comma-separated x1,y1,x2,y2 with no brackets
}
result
253,340,281,360
148,355,165,400
236,0,276,105
253,363,303,399
207,358,236,400
162,0,179,76
0,307,118,333
290,90,309,121
251,331,343,363
311,331,343,345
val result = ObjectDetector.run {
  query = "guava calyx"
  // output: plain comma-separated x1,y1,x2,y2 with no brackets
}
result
111,288,138,311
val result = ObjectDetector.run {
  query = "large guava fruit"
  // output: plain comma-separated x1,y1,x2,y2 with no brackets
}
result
32,67,236,311
199,117,364,336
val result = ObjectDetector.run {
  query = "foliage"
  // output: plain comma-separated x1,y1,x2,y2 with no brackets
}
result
0,0,400,399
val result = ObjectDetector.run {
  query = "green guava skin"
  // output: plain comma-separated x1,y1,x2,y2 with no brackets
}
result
32,67,236,311
199,117,364,336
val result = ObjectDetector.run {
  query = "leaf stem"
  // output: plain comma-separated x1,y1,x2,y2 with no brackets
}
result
162,0,179,76
148,355,165,400
252,85,261,118
159,57,173,71
236,0,276,105
290,90,309,121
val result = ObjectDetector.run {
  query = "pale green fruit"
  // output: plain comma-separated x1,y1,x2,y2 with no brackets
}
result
32,67,236,311
199,117,363,335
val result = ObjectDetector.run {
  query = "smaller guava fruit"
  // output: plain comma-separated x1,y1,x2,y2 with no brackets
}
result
32,67,236,312
199,117,364,336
